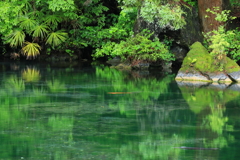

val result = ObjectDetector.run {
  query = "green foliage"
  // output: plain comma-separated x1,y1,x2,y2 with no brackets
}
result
19,16,38,32
94,30,175,62
205,7,236,23
204,8,239,70
44,14,63,30
47,0,76,12
32,24,49,40
0,0,184,61
140,1,186,30
182,0,197,7
75,7,136,49
0,0,73,59
230,0,240,6
46,30,68,47
5,29,26,47
226,29,240,61
65,49,74,56
205,26,230,56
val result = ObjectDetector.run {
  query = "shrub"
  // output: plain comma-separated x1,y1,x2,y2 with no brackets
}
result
93,30,175,63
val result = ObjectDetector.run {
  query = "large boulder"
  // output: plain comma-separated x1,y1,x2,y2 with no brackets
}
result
175,42,240,83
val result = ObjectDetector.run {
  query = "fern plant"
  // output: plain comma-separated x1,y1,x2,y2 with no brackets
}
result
46,30,68,47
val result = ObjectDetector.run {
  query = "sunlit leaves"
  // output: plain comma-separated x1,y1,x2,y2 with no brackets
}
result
6,29,25,47
0,1,22,34
47,0,76,12
21,41,41,59
46,30,68,47
140,2,186,30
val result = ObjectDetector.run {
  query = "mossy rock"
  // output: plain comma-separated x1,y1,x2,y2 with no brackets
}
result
225,57,240,73
176,41,240,83
179,41,218,73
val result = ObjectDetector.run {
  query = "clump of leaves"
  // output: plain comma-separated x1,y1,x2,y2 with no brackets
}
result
21,41,41,59
140,1,186,30
93,30,175,63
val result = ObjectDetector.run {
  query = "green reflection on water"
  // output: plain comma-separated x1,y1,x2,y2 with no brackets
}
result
0,63,240,160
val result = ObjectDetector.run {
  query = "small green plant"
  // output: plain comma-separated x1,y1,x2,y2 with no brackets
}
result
188,57,197,66
93,30,175,63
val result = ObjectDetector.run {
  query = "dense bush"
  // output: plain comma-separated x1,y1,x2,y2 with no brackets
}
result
93,30,175,63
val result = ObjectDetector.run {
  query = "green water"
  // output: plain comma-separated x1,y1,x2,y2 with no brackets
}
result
0,61,240,160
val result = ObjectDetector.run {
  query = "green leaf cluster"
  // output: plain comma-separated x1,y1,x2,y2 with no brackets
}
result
94,30,175,62
140,1,186,30
0,0,72,59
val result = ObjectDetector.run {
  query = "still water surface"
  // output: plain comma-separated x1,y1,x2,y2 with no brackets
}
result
0,61,240,160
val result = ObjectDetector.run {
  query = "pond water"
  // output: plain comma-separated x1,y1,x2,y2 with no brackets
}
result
0,61,240,160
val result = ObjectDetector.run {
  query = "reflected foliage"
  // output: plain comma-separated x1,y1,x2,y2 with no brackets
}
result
22,67,41,82
0,63,240,159
177,82,238,150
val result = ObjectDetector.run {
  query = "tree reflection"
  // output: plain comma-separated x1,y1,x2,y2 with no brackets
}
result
177,82,238,150
115,134,183,160
1,63,240,159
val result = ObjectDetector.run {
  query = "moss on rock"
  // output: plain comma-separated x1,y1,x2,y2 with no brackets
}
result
225,57,240,73
180,41,218,73
176,41,240,83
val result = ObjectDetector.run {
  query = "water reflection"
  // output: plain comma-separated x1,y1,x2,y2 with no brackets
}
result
177,81,238,158
0,62,240,159
22,67,41,82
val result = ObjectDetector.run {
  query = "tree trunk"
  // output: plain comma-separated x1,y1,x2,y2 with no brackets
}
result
198,0,231,33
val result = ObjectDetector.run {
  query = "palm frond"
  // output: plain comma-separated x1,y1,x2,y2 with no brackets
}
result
44,15,62,30
19,16,37,32
6,29,26,47
28,10,45,20
16,1,32,16
46,30,68,47
21,41,41,59
32,24,49,40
